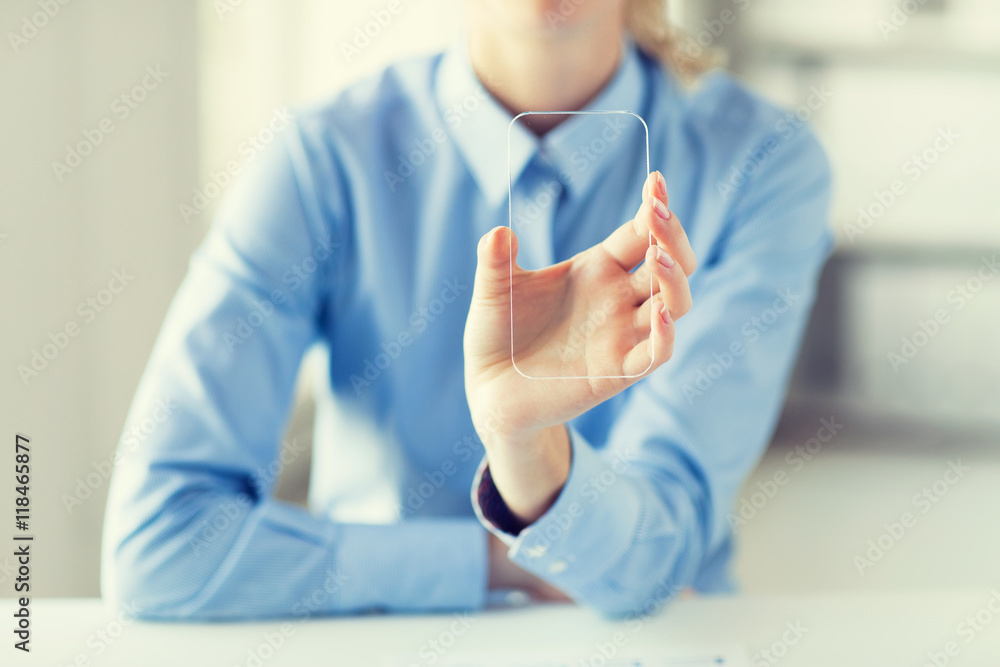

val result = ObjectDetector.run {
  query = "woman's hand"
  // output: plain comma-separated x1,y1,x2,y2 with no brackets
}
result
464,171,696,524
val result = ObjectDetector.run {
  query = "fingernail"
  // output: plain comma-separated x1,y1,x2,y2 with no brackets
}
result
659,301,671,324
656,172,667,198
656,246,675,269
651,197,672,221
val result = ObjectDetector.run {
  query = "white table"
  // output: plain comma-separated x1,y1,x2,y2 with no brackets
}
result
5,590,1000,666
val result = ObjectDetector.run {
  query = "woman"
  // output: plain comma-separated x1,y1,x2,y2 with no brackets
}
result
102,0,831,619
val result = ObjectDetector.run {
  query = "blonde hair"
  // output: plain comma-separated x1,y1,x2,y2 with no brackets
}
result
625,0,719,82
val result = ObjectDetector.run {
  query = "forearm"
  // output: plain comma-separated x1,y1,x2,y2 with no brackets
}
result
103,480,489,619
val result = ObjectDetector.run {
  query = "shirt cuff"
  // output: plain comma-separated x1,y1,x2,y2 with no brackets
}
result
470,425,642,592
474,464,531,537
331,515,488,612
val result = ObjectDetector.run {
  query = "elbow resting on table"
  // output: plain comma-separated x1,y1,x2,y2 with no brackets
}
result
103,487,253,621
572,512,707,619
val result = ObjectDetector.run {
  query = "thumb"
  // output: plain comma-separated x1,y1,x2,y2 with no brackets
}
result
473,226,519,300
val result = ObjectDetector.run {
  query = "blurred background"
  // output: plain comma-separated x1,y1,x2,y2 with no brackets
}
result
1,0,998,599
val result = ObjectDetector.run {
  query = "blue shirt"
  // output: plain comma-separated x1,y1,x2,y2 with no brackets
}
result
101,40,832,619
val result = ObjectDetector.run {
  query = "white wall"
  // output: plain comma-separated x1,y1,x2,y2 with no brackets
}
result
195,0,463,229
1,0,200,596
721,0,1000,592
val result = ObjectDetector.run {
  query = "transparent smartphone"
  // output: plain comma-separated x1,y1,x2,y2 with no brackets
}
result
507,110,652,380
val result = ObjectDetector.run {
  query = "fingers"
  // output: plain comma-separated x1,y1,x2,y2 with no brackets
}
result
605,171,696,278
473,226,519,300
600,172,657,270
632,297,653,347
644,172,697,277
630,245,692,318
650,245,692,319
613,172,691,379
623,292,675,377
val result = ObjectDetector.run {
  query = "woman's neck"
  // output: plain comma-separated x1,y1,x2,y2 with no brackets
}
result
466,8,625,135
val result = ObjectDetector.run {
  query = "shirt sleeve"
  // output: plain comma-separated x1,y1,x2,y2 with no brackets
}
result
471,125,834,616
100,120,487,620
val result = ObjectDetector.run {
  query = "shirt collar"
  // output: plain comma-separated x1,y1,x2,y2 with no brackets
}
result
435,38,647,207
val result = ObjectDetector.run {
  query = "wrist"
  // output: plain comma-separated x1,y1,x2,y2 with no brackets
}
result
482,424,571,524
469,399,538,450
